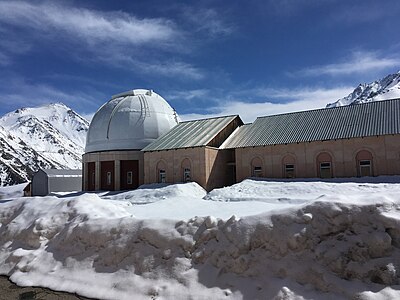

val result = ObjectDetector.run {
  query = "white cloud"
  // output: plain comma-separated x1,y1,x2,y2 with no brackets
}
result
0,76,101,115
0,50,11,66
178,86,353,123
330,2,400,24
296,51,400,77
182,7,234,37
166,89,210,102
81,112,95,122
0,1,178,46
93,52,205,80
137,61,204,80
0,1,207,80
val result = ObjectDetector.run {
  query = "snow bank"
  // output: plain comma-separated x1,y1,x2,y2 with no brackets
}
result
1,181,400,299
103,182,207,204
0,183,25,200
206,178,400,203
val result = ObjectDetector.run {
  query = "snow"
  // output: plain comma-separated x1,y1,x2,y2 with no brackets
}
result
1,178,400,299
327,71,400,107
0,182,26,199
0,103,89,186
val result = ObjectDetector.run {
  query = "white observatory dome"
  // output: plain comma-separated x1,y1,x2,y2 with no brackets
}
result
85,89,179,153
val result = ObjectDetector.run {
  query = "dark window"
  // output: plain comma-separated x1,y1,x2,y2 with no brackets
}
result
127,171,133,185
106,172,112,185
285,164,295,178
320,162,332,178
183,168,191,182
253,166,262,177
159,169,166,183
359,160,372,177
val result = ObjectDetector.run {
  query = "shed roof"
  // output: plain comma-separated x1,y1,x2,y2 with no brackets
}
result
222,98,400,149
41,169,82,177
142,115,240,151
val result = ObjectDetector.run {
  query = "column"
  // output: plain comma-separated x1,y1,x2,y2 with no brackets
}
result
95,161,101,190
115,160,121,191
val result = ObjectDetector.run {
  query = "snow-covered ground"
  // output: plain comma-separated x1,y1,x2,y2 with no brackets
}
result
1,178,400,299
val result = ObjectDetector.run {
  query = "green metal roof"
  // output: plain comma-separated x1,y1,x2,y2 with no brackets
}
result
142,115,240,151
221,98,400,149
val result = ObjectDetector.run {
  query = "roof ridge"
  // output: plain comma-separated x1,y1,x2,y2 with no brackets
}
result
222,98,400,148
255,98,400,120
179,114,239,124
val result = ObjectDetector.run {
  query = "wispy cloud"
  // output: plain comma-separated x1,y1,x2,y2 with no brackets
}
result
0,1,208,80
0,1,179,46
294,51,400,77
181,7,234,37
329,2,400,24
0,1,198,81
0,36,32,65
93,52,205,80
251,0,331,17
166,89,210,101
0,75,102,115
137,61,204,80
0,50,11,66
178,86,353,123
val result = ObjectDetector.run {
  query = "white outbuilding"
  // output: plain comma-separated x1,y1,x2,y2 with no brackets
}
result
32,169,82,196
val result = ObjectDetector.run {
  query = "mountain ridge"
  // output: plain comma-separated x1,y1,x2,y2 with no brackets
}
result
327,71,400,107
0,103,89,186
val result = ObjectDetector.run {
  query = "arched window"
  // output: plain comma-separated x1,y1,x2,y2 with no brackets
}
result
282,155,296,178
156,160,167,183
251,157,263,177
317,152,333,178
181,158,191,182
356,150,373,177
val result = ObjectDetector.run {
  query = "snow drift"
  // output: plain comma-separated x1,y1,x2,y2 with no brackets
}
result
0,180,400,299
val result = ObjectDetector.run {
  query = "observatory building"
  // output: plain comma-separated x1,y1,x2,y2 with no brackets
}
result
82,89,178,191
83,89,400,192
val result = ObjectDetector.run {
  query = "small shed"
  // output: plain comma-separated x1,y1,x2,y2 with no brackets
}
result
31,169,82,196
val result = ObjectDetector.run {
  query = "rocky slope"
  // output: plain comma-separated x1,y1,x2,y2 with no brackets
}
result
327,71,400,107
0,103,89,186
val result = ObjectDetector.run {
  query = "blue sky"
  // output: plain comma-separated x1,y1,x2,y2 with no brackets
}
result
0,0,399,122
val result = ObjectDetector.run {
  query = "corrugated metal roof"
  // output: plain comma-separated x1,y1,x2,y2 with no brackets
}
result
42,169,82,177
220,123,252,148
142,115,239,151
222,98,400,149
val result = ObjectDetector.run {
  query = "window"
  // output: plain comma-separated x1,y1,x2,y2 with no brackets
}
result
106,172,112,185
253,166,262,177
127,171,133,185
356,150,373,177
359,160,372,177
285,164,295,178
282,155,296,179
183,168,191,182
159,169,166,183
251,157,263,177
317,152,333,178
320,162,332,178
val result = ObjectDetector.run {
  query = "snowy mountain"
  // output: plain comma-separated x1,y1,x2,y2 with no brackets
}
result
327,71,400,107
0,103,89,186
